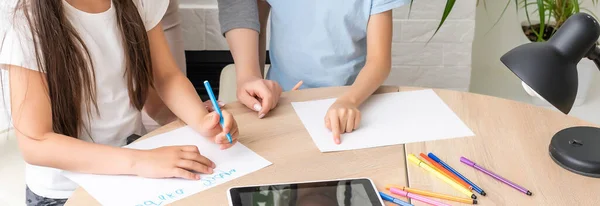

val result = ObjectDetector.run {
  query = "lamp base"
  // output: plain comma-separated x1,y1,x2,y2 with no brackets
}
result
549,126,600,178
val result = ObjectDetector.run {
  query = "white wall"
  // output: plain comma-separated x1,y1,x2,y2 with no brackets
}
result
386,0,476,91
179,0,477,91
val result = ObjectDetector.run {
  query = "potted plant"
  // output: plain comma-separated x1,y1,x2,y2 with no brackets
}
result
412,0,598,106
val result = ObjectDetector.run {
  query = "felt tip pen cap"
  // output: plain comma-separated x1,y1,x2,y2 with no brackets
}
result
385,184,404,190
407,154,422,164
460,157,476,166
427,153,443,162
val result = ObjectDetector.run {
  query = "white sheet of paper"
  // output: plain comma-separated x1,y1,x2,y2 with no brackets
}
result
63,126,271,206
291,89,474,152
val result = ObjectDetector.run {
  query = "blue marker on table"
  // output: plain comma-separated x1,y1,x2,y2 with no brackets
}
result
379,191,414,206
428,153,486,196
203,81,232,143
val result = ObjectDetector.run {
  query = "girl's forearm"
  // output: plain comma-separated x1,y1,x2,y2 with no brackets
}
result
19,132,140,175
154,73,209,129
340,63,391,106
146,25,210,130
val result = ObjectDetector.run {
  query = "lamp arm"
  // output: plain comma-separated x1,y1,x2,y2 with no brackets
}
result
586,45,600,71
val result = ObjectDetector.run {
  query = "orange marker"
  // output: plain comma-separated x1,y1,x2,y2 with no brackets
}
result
291,80,303,91
419,153,473,191
385,185,478,205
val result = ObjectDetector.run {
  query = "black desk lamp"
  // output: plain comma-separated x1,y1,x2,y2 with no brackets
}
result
500,12,600,178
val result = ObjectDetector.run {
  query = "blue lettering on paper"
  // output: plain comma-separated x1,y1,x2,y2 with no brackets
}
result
136,189,185,206
134,168,236,206
201,169,237,186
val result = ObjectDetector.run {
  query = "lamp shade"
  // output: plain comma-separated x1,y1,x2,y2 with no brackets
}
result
500,13,600,114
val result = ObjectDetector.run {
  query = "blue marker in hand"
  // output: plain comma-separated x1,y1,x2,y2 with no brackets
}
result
203,81,232,143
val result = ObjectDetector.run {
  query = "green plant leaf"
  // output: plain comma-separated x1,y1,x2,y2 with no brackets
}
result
524,0,544,41
572,0,579,13
427,0,456,43
537,0,546,42
408,0,414,18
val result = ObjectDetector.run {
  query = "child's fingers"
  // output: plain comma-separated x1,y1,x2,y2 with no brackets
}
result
179,145,200,153
215,123,239,143
228,124,239,138
220,137,239,150
202,112,220,130
325,116,331,130
216,120,238,144
354,110,361,130
221,110,233,133
338,109,349,134
215,133,237,144
345,110,355,133
172,168,200,180
328,113,341,144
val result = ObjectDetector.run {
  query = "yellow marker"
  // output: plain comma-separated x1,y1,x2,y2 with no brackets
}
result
407,154,477,199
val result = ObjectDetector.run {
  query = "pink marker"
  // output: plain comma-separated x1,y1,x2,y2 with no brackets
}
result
389,187,451,206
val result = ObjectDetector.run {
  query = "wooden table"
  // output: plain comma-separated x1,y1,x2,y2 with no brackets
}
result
65,86,600,206
401,87,600,206
65,86,407,206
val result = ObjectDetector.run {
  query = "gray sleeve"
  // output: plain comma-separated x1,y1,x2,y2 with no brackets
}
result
217,0,260,36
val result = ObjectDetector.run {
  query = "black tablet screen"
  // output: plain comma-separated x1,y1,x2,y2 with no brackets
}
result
229,178,383,206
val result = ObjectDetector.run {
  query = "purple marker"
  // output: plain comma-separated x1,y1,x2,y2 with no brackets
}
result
460,157,533,196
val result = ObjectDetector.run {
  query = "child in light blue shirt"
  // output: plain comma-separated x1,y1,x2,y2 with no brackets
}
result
266,0,407,91
219,0,408,144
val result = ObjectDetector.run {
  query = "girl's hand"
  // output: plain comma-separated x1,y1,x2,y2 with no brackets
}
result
197,110,239,150
133,145,216,180
325,99,361,145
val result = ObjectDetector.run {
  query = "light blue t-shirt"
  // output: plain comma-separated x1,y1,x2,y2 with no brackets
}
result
265,0,408,91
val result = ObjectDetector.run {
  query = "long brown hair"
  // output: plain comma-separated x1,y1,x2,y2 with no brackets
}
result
15,0,154,139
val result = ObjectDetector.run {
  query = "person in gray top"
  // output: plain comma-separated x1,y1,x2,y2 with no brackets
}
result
218,0,260,35
217,0,283,120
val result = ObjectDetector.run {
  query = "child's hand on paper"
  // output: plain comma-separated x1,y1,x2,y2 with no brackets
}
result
325,99,361,145
133,145,216,180
196,110,240,150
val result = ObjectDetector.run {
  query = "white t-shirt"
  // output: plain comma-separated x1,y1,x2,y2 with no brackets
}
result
0,0,169,199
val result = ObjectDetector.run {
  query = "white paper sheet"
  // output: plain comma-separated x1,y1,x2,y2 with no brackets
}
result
291,89,474,152
63,126,271,206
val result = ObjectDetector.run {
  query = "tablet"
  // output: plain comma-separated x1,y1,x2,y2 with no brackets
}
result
227,178,384,206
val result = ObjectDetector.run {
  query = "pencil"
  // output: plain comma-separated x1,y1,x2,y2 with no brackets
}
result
385,185,478,205
291,80,303,91
419,153,473,191
408,154,477,199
